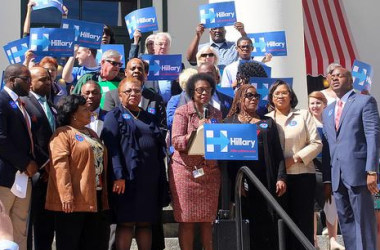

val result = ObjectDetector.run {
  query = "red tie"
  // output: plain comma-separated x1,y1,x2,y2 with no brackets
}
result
335,100,343,130
18,98,35,157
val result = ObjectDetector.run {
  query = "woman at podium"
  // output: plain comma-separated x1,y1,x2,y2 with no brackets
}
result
169,73,222,250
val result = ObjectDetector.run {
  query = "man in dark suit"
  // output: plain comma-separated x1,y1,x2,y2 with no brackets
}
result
22,66,56,250
103,58,167,130
81,80,107,136
322,67,380,250
0,64,38,250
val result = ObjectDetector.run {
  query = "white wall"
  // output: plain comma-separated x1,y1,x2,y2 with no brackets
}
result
0,1,21,74
342,0,380,106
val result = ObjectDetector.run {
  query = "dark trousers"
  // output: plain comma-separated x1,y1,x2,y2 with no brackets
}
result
55,210,110,250
286,173,316,250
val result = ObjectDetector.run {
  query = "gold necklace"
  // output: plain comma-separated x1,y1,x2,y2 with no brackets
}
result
124,106,141,120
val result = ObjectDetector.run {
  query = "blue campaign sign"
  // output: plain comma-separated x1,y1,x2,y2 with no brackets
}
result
204,124,258,160
216,86,234,98
96,44,126,68
351,59,373,92
199,1,236,29
30,28,75,57
61,19,103,49
4,37,30,64
33,0,63,13
141,54,182,81
249,31,287,57
125,7,158,39
250,77,293,108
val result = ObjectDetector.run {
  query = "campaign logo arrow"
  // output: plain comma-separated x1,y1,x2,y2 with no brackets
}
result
149,60,160,76
200,8,216,23
253,38,266,51
352,69,366,85
31,34,50,51
207,131,229,152
257,82,269,101
126,16,137,34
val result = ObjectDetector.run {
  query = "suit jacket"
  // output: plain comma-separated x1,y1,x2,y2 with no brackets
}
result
322,92,380,191
103,88,167,130
0,90,33,188
21,93,56,168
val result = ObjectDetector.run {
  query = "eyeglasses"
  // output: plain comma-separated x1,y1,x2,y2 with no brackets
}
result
195,87,212,94
155,42,169,47
273,91,290,98
106,60,123,67
122,88,142,94
200,53,215,58
238,45,252,50
244,92,261,100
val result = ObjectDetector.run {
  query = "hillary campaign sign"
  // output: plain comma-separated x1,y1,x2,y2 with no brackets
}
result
351,59,373,92
204,124,258,160
248,31,287,57
199,1,236,28
96,44,126,68
250,77,293,108
61,19,103,49
30,28,75,57
125,7,158,39
3,37,30,64
141,54,182,81
33,0,63,13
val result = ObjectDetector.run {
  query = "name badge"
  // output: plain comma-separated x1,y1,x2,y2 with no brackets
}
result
259,123,268,129
9,101,18,109
289,120,297,127
122,114,131,120
75,134,84,142
148,107,156,114
192,167,204,178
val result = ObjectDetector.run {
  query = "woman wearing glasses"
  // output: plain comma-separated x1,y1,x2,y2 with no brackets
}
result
224,84,286,249
101,77,169,250
170,73,222,250
266,80,322,250
196,46,219,67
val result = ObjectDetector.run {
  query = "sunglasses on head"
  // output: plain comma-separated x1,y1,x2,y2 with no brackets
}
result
106,60,123,67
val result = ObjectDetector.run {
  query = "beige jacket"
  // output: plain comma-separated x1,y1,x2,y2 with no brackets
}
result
266,109,322,175
45,126,108,212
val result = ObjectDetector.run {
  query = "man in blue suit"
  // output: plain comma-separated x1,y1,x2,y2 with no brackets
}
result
322,67,380,250
0,64,38,250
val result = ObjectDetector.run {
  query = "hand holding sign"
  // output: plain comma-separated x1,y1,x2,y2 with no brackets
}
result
351,59,373,92
199,1,237,29
125,7,158,39
61,19,104,49
32,0,64,13
248,31,288,57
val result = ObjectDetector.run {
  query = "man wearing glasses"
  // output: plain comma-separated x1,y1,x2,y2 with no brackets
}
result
72,49,123,109
221,37,272,88
186,22,247,68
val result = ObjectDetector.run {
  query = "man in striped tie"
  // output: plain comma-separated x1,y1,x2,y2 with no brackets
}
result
322,67,380,250
0,64,38,250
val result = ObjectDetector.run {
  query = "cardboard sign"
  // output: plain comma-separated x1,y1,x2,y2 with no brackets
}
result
96,44,126,67
351,59,372,92
141,54,182,81
250,77,293,108
204,124,258,160
125,7,158,39
30,28,75,57
199,1,236,28
249,31,287,57
62,19,103,49
33,0,63,13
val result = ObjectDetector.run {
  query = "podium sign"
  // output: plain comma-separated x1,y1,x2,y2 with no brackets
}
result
204,124,258,160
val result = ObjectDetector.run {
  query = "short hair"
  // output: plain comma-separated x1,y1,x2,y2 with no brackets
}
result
102,49,121,61
236,36,253,47
326,62,341,75
89,48,98,58
236,61,268,84
117,77,143,94
308,91,327,106
186,73,216,99
198,63,220,80
179,68,198,90
56,94,87,127
196,46,219,66
4,64,27,83
268,80,298,109
227,84,257,118
103,25,116,44
144,34,156,54
81,80,101,94
154,32,172,47
39,56,58,69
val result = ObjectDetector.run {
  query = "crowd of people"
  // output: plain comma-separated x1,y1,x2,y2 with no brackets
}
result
0,2,380,250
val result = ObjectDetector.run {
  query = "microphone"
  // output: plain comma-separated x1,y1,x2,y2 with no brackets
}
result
203,105,209,119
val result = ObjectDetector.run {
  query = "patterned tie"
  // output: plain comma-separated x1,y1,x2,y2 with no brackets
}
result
335,100,343,130
40,96,55,131
17,98,35,156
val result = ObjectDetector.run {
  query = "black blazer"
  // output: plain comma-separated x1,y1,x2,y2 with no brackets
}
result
21,93,56,167
0,90,33,188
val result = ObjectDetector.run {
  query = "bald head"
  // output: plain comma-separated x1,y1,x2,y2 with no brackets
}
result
330,67,353,98
4,64,31,96
30,66,52,97
125,58,145,82
198,63,219,83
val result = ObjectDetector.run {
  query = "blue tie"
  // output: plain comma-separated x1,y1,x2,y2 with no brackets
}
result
40,97,55,131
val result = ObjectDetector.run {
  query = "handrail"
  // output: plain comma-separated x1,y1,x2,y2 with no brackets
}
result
234,166,315,250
